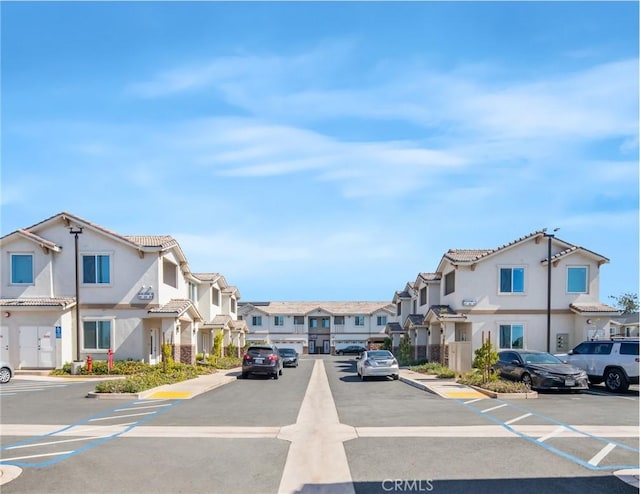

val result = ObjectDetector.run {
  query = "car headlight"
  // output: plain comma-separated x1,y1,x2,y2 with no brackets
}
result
532,369,552,378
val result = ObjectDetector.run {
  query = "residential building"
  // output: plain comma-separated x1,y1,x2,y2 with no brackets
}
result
238,301,395,354
0,212,244,369
389,231,621,371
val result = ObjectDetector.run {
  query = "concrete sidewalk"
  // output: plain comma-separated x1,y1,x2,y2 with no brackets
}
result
399,368,487,400
86,367,242,400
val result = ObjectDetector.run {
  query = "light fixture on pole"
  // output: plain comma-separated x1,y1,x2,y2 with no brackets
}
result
69,226,84,361
543,228,559,353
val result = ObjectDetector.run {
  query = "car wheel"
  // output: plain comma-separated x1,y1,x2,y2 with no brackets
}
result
604,368,628,393
392,374,399,380
0,367,11,384
521,373,532,388
241,372,249,379
279,368,283,376
273,372,279,380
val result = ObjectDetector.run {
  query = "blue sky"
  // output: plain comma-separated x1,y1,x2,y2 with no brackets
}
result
1,1,638,303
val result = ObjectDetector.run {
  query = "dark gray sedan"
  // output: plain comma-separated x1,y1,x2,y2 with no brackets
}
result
278,348,299,368
241,345,283,379
494,350,588,391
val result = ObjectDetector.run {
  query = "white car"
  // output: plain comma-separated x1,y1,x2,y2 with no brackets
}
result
558,338,639,392
0,360,14,384
356,350,399,381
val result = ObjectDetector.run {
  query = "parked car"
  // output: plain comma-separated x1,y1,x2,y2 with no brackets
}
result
557,338,639,392
278,347,299,368
241,345,283,379
356,350,400,381
335,345,366,356
0,360,14,384
494,350,588,391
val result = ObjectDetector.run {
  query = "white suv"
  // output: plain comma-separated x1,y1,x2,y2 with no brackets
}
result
559,338,639,392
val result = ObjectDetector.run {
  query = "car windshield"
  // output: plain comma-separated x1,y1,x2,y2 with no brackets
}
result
521,352,562,364
248,347,274,356
367,351,393,359
279,349,296,356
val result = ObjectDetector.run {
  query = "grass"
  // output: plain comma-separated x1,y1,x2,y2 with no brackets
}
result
457,369,531,393
409,362,456,379
51,358,243,394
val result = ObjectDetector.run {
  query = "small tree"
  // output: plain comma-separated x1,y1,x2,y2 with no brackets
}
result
472,334,499,383
398,335,412,366
382,337,392,352
225,343,237,358
609,293,639,314
212,332,224,359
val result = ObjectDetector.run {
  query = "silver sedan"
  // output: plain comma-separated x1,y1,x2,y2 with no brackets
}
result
356,350,400,381
0,360,14,383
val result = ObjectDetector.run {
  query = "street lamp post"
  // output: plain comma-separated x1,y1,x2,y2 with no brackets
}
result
543,228,559,353
69,226,83,361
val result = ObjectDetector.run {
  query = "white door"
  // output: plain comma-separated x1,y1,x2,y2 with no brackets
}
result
19,327,55,368
149,328,160,364
0,326,9,362
309,340,315,354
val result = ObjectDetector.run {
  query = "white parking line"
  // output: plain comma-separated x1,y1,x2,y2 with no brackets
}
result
537,426,567,442
481,403,508,414
464,398,485,405
5,435,111,450
589,442,617,466
1,450,73,462
113,404,171,412
505,413,532,425
89,411,156,422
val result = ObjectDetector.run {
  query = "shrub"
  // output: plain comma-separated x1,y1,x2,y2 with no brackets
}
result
212,332,224,358
410,362,455,379
457,370,529,392
381,337,392,351
472,338,499,383
397,335,412,366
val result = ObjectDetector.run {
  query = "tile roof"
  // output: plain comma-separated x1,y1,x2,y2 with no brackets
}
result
148,299,199,318
418,272,441,282
123,235,177,249
0,297,76,308
193,273,222,282
569,303,621,314
244,301,394,316
406,314,426,325
211,314,232,326
386,322,404,333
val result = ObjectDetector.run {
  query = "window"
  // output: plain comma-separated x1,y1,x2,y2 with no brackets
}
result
231,299,236,312
377,315,387,326
188,282,197,302
499,324,524,349
420,287,427,306
294,316,305,325
355,315,365,326
310,319,318,328
83,320,111,350
211,287,220,306
444,271,455,295
11,254,33,284
252,316,262,326
334,316,345,325
83,255,110,284
274,316,284,326
567,266,588,293
621,343,639,356
321,318,330,328
396,303,401,316
412,300,417,313
499,267,524,293
162,259,177,288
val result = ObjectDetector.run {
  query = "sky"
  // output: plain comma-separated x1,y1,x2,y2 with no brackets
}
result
1,1,638,304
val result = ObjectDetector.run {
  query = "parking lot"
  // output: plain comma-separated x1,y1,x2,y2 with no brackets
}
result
1,355,638,493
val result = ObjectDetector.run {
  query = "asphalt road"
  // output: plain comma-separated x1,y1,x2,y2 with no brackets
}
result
1,355,638,494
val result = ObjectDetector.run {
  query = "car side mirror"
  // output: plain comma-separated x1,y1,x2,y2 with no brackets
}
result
511,360,521,366
567,350,574,355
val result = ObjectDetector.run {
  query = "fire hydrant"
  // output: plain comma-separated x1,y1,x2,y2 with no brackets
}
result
86,354,93,374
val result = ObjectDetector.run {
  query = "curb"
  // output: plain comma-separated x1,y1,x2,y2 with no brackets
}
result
468,385,538,399
399,376,438,395
0,466,22,486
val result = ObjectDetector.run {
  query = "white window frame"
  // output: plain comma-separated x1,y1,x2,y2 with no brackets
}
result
82,252,112,285
567,266,589,294
82,318,114,352
354,315,365,326
252,316,262,327
498,266,526,294
274,315,284,326
377,315,387,326
498,323,525,350
10,253,34,285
